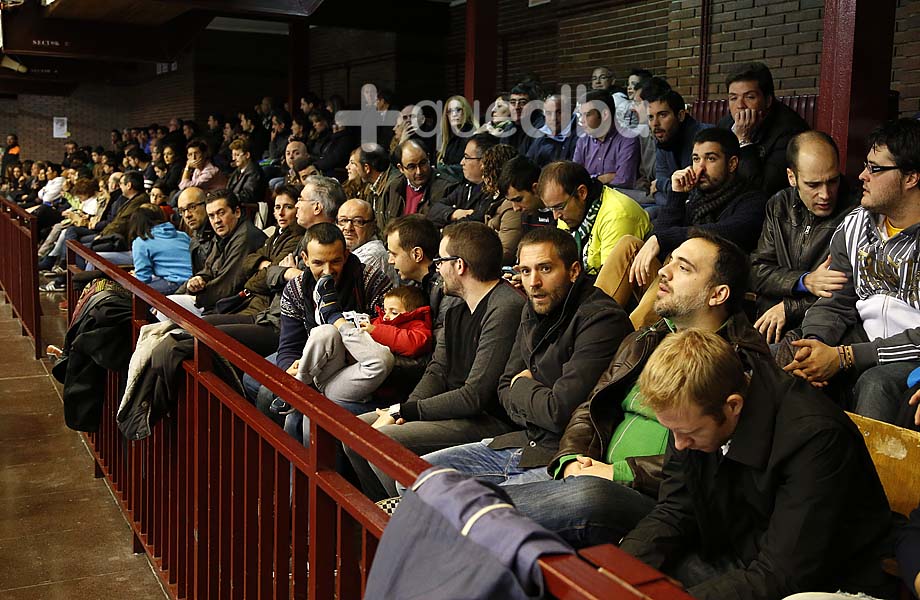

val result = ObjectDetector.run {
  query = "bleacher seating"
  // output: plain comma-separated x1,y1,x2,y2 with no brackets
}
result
689,94,819,128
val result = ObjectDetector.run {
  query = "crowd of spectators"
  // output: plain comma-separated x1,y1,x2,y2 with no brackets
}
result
3,61,920,600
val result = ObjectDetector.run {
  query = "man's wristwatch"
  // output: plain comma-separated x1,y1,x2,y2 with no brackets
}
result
388,403,401,421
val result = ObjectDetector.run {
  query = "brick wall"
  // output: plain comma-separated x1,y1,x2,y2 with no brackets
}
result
892,0,920,117
557,0,670,91
122,51,196,128
307,27,397,106
667,0,824,103
0,85,127,163
447,0,670,100
195,31,289,123
446,3,466,97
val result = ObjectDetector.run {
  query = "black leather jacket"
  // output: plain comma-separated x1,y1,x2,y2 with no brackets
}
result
750,184,857,330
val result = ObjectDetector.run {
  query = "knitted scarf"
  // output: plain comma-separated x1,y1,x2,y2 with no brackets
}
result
686,176,744,225
572,194,602,267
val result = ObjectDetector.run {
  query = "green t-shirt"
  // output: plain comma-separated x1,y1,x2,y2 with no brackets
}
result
554,382,669,481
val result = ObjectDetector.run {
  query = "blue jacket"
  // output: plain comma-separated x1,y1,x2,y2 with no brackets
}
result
653,115,712,207
365,467,573,600
131,222,193,284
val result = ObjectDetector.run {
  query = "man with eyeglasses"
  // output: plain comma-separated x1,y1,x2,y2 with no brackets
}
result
505,83,541,155
783,118,920,427
346,222,525,501
337,198,397,284
429,133,499,229
541,160,650,276
589,67,631,136
750,131,856,344
382,139,457,225
295,175,341,229
177,186,214,272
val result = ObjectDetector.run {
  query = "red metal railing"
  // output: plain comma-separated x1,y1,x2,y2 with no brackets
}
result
0,196,42,358
65,239,693,600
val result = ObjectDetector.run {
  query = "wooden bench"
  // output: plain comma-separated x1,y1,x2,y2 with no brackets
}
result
688,94,819,129
848,412,920,599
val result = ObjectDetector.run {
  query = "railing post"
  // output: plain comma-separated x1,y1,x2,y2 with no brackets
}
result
0,198,41,358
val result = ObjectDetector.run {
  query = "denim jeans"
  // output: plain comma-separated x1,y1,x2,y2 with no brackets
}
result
85,250,133,270
853,361,920,424
344,413,515,501
421,440,553,488
283,396,387,447
503,476,656,548
143,277,181,295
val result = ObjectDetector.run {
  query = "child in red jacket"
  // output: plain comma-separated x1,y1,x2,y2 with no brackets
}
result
361,286,433,358
291,286,432,412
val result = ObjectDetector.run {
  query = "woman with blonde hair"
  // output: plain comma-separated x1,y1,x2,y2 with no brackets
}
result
438,95,479,168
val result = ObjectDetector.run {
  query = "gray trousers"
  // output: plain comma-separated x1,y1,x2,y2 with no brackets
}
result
297,323,394,405
285,323,394,446
344,411,515,501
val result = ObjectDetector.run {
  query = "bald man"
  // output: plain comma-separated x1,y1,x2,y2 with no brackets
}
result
177,186,215,271
337,198,397,283
750,130,856,343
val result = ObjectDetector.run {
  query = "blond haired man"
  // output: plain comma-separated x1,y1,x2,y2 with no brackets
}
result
621,329,893,599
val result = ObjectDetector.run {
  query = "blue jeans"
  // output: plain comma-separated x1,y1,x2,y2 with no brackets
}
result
853,361,920,424
503,476,656,548
421,440,554,488
85,250,133,270
283,397,387,447
246,352,277,401
145,277,181,295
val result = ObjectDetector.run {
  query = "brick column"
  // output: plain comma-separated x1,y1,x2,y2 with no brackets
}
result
463,0,497,107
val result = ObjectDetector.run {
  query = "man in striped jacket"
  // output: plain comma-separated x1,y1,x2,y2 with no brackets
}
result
783,118,920,425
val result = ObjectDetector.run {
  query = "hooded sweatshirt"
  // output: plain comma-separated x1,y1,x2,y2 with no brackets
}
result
131,222,193,284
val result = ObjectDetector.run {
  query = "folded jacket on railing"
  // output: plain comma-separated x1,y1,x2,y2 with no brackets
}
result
365,466,573,600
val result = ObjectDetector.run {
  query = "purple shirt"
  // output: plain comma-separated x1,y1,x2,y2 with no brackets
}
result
572,129,640,188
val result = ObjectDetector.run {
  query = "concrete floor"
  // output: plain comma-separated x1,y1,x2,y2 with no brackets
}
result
0,292,167,599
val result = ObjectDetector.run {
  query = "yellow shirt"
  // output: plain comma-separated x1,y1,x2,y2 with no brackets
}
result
885,218,904,239
558,186,652,274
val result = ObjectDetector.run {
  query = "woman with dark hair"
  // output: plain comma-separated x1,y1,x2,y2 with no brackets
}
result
2,163,23,199
325,94,345,117
129,204,193,294
290,112,309,144
160,143,184,194
306,109,334,161
482,144,524,265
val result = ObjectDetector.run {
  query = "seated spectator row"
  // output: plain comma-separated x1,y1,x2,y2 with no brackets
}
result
6,59,920,600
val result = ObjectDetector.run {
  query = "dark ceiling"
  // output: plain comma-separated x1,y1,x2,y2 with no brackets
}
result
0,0,450,95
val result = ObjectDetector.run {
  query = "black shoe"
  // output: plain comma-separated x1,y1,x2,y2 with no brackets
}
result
269,397,293,415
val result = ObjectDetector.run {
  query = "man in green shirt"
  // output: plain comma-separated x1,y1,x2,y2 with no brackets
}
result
503,229,771,547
